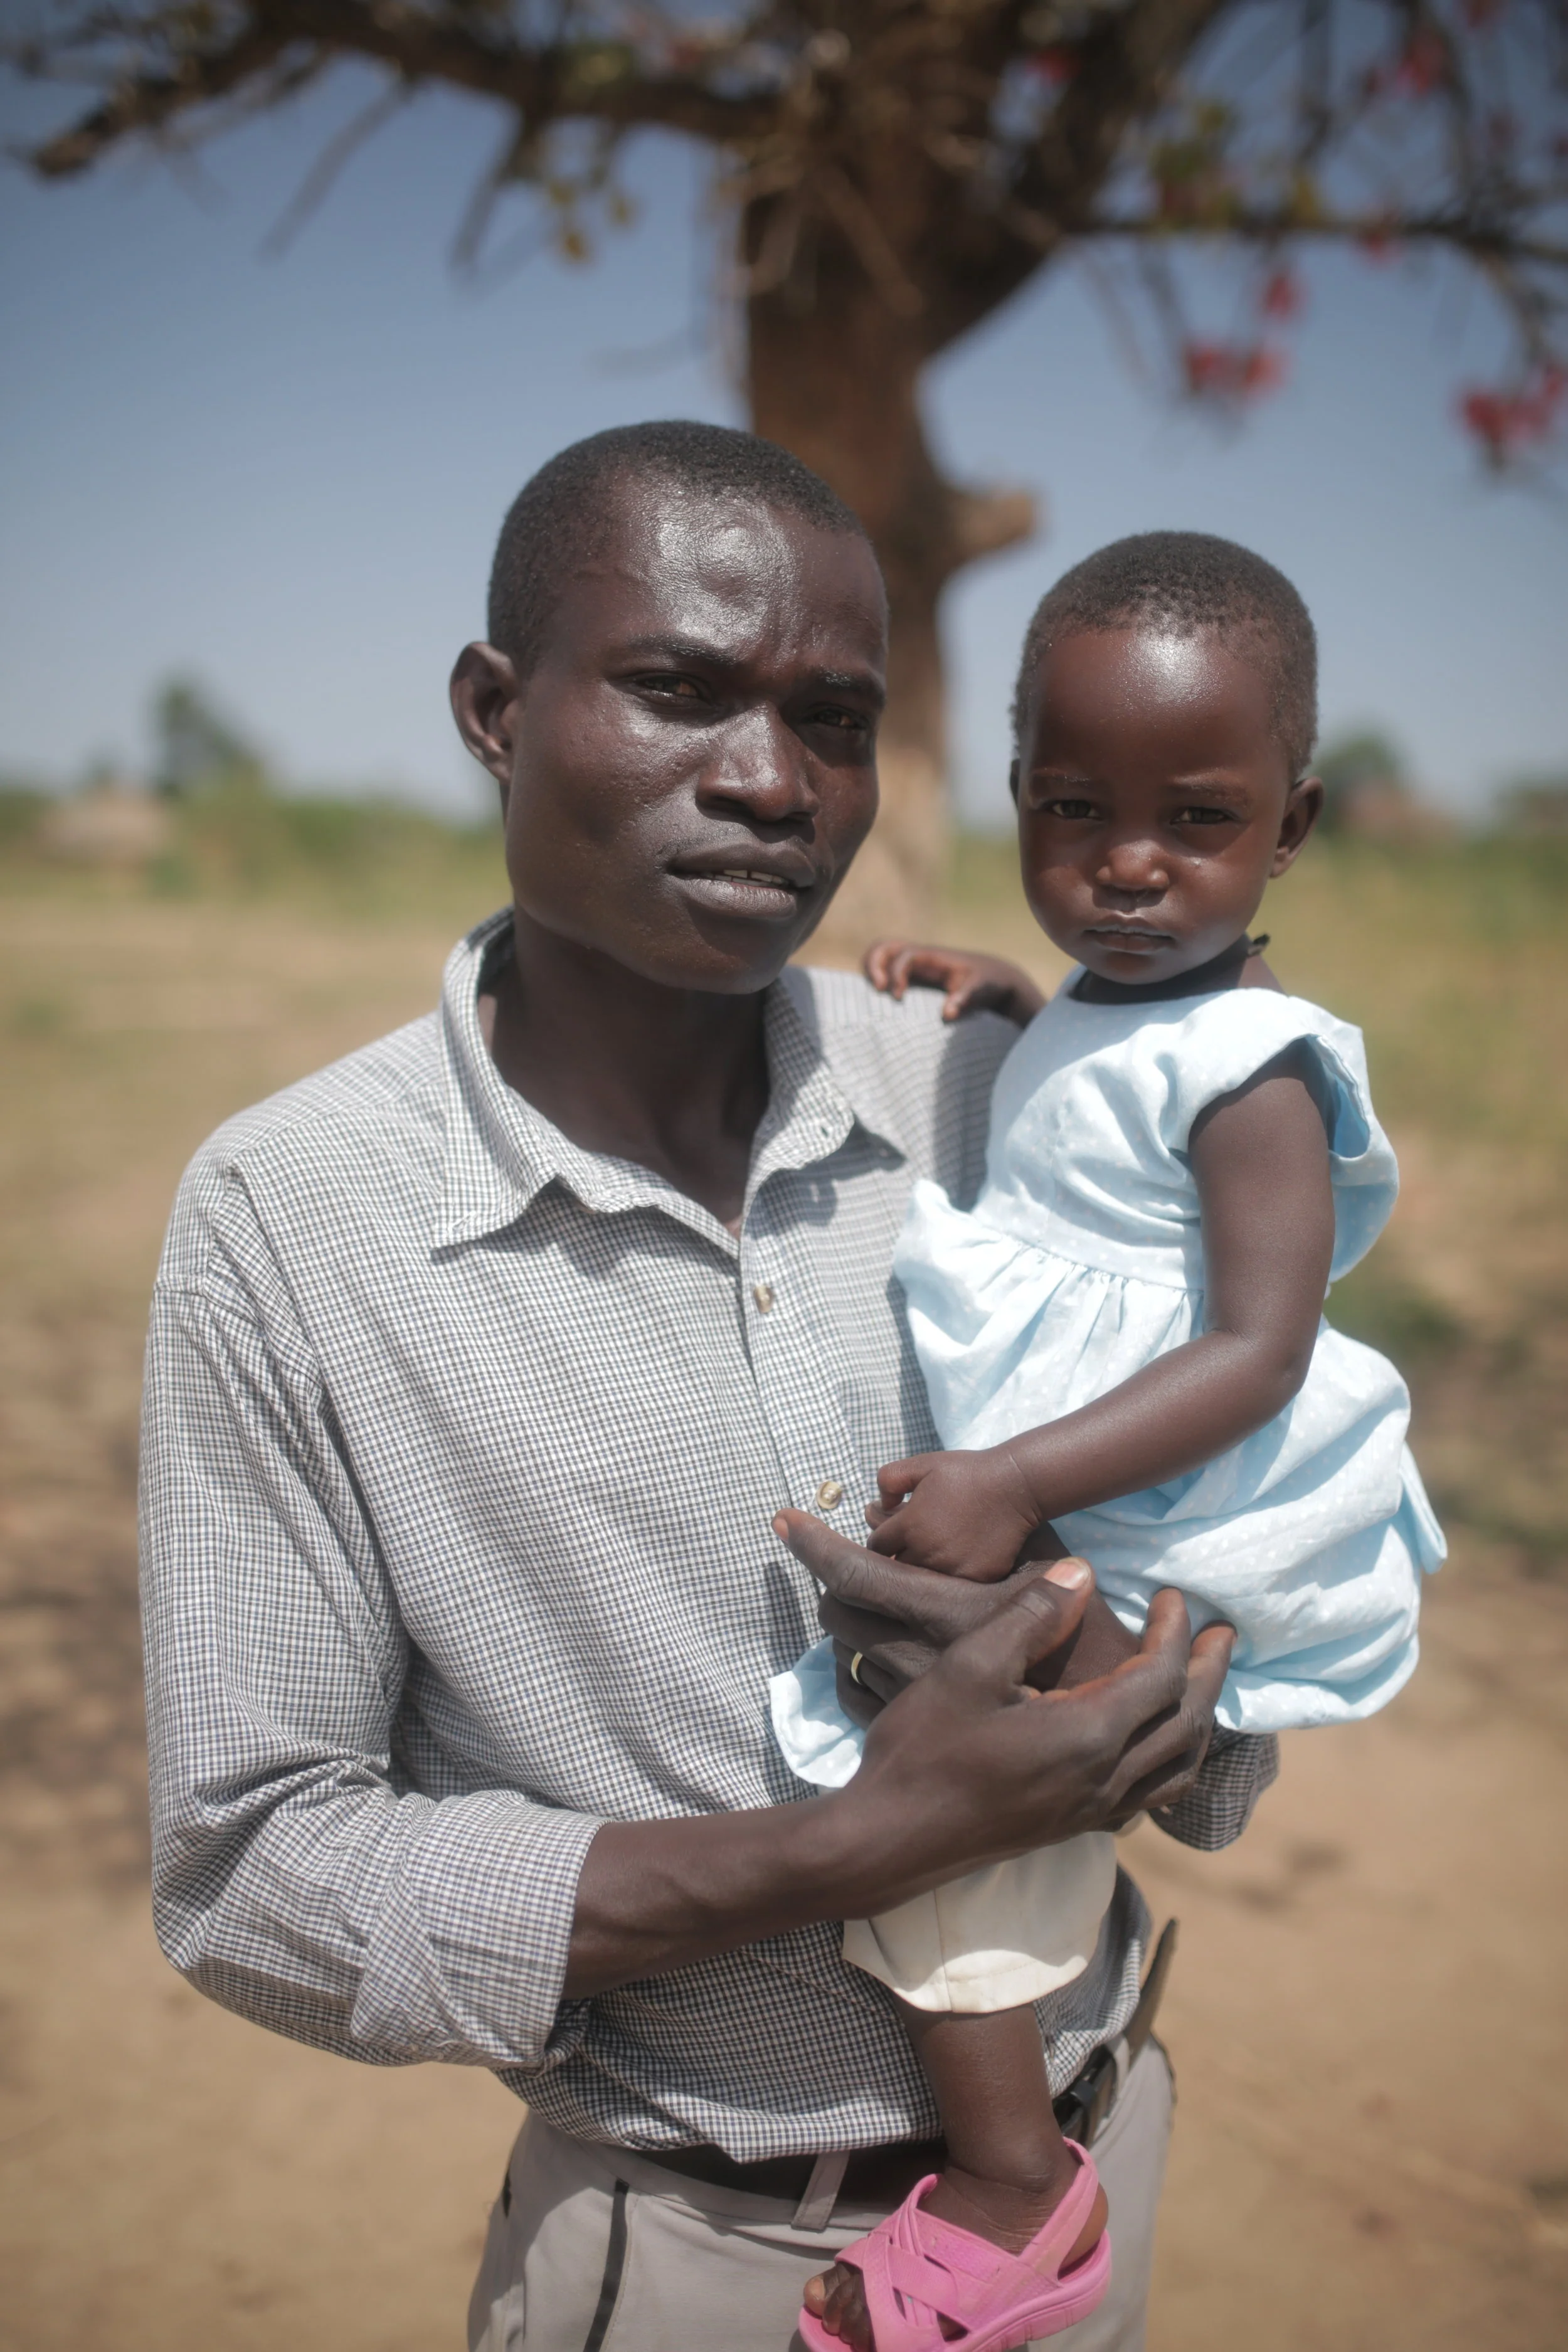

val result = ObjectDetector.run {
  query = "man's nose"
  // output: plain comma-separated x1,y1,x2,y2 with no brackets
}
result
696,707,820,825
1094,834,1170,898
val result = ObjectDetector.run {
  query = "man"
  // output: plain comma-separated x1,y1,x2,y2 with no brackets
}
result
140,421,1271,2352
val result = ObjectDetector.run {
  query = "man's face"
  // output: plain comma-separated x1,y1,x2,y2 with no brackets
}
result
453,482,886,993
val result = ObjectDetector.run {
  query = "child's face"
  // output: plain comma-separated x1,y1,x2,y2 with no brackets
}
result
1014,627,1320,985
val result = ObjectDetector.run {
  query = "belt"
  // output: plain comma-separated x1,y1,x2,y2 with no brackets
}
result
637,1917,1179,2231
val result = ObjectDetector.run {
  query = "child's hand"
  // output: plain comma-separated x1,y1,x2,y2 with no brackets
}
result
866,1446,1044,1584
862,940,1047,1027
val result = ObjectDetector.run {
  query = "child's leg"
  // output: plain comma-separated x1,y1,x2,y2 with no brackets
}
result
898,2001,1100,2239
804,2002,1108,2351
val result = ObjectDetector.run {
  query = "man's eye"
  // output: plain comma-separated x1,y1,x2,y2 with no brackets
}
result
808,707,870,733
638,674,705,701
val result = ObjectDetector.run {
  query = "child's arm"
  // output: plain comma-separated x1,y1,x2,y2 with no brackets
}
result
864,938,1047,1027
871,1046,1336,1582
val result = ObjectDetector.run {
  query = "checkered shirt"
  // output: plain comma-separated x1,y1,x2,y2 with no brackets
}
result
139,909,1278,2159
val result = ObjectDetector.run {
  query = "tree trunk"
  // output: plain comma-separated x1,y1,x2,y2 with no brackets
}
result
744,213,1034,950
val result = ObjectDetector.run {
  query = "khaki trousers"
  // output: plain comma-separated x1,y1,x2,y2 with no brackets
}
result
468,2040,1173,2352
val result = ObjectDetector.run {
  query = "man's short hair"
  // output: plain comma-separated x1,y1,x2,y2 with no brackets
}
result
1013,531,1318,779
487,421,871,677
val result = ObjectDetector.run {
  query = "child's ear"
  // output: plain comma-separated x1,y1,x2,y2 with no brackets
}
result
1008,760,1020,803
1271,775,1323,875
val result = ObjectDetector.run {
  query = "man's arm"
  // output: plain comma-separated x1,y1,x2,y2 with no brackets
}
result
797,1527,1276,1858
146,1172,1235,2043
142,1168,601,2070
565,1551,1235,1996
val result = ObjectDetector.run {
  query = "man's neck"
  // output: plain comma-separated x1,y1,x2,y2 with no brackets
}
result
479,911,771,1234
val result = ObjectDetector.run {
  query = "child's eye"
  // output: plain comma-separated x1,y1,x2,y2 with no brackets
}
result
1172,805,1239,827
1037,796,1098,820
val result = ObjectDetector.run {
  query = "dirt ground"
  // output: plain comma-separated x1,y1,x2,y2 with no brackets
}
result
3,881,1566,2351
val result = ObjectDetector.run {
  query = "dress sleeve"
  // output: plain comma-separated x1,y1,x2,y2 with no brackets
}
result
1153,992,1400,1281
140,1160,603,2070
1148,1730,1279,1850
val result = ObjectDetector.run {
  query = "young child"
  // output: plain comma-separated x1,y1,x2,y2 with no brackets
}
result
775,531,1444,2352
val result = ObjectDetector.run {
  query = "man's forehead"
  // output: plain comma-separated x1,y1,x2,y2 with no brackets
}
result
583,480,886,654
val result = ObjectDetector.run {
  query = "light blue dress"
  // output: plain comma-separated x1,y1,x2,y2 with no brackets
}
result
773,975,1444,1779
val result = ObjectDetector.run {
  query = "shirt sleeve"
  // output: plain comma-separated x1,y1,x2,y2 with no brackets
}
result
139,1160,603,2070
1147,1729,1279,1851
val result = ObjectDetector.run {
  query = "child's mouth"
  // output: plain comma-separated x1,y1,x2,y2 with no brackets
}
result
1083,924,1177,955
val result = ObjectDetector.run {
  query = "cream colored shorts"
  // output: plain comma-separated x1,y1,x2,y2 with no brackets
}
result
842,1833,1120,2012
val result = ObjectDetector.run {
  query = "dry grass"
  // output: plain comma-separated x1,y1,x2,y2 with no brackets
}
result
0,831,1565,2350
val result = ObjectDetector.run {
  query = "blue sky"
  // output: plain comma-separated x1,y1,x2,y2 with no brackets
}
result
2,66,1565,826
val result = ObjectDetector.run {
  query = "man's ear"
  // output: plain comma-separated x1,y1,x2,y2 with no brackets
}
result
1009,759,1020,803
1270,774,1323,876
450,643,521,802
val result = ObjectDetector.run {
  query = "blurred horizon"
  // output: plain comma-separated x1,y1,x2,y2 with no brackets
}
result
3,66,1567,829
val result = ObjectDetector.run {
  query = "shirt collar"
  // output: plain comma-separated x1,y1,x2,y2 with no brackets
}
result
432,912,907,1254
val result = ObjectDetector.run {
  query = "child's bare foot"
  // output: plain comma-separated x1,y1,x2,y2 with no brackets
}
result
802,2147,1108,2350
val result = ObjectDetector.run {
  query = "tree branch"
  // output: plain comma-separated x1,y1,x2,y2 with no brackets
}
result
1071,207,1568,273
19,0,778,178
919,0,1234,351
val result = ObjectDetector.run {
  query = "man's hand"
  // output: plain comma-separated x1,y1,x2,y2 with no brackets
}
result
564,1516,1232,2000
776,1510,1234,1825
863,939,1048,1027
867,1446,1044,1583
814,1516,1135,1722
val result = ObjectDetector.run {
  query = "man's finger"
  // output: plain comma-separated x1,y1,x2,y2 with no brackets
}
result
1024,1584,1193,1763
834,1655,887,1725
1119,1621,1235,1806
774,1510,982,1642
1184,1619,1235,1719
1097,1609,1235,1808
819,1596,956,1678
935,1557,1096,1688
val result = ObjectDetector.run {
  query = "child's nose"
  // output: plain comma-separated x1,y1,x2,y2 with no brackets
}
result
1096,837,1170,894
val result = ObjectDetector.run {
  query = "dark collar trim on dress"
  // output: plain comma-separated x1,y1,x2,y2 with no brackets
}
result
1069,933,1269,1007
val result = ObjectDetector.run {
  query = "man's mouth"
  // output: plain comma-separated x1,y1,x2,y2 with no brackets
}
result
668,854,815,919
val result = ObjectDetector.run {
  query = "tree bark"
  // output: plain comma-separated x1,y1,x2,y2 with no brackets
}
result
744,197,1034,947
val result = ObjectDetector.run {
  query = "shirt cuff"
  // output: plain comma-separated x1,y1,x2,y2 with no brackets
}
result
1149,1730,1279,1851
351,1792,604,2066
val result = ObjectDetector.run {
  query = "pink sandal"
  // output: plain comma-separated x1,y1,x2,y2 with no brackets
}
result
798,2142,1111,2352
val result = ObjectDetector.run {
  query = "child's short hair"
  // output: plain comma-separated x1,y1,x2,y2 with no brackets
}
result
1013,531,1318,780
487,421,869,679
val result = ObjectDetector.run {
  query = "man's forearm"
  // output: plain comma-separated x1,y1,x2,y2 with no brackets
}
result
564,1786,916,1998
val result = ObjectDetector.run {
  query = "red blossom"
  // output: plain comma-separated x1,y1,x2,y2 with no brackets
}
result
1393,30,1448,96
1458,368,1567,464
1182,339,1287,404
1024,47,1076,87
1259,266,1302,320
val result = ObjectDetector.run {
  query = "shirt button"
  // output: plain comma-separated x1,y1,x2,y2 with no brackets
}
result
751,1283,775,1313
814,1480,845,1512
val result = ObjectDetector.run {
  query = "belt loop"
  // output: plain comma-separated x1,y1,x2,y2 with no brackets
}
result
792,2151,849,2232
